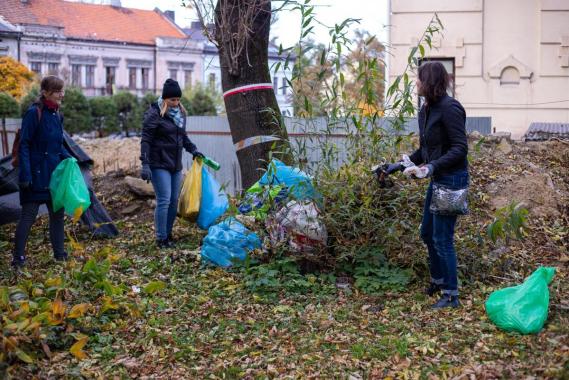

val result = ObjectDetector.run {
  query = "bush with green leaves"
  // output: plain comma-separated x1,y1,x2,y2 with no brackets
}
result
60,87,92,134
487,201,529,245
89,96,118,137
183,83,219,116
0,93,19,119
112,91,141,136
140,92,157,113
19,85,40,117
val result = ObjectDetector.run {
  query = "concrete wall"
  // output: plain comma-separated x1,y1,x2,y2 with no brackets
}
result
389,0,569,138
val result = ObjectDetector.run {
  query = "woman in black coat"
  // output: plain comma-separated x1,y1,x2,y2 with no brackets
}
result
12,75,71,268
140,79,203,249
382,61,469,309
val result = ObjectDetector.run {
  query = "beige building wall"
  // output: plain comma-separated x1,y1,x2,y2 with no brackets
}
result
389,0,569,138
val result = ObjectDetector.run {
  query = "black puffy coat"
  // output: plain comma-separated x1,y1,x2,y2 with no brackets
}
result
140,103,197,172
409,94,468,176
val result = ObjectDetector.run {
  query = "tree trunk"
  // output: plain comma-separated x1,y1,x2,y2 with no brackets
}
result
214,0,292,190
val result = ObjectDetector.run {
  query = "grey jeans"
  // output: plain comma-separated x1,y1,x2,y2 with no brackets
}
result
13,202,65,263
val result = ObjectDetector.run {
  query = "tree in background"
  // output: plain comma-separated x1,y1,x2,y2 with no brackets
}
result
0,93,19,154
19,85,40,117
89,96,118,137
290,39,332,117
0,57,35,99
112,91,140,137
290,30,385,117
343,30,385,116
183,83,217,116
60,87,92,135
140,92,158,114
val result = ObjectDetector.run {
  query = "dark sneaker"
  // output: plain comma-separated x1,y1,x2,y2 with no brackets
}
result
424,282,441,296
54,255,68,263
156,239,173,249
432,295,460,309
11,255,26,269
167,234,177,245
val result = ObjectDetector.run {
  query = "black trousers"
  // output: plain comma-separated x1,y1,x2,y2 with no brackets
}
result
13,202,65,263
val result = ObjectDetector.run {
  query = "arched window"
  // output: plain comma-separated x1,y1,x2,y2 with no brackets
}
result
500,66,520,85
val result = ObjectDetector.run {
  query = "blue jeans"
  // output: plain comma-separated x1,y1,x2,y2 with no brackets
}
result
150,168,182,241
420,170,469,296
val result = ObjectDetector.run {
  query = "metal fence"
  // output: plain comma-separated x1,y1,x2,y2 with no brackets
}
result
0,116,491,195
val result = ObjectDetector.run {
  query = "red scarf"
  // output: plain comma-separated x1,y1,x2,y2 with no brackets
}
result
43,98,59,112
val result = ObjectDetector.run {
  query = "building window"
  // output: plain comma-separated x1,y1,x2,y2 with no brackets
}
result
30,62,42,75
208,73,216,91
418,58,455,107
71,64,82,87
105,66,115,95
86,65,95,88
500,66,520,85
142,68,149,91
184,70,192,89
273,76,278,92
47,63,59,75
169,69,178,81
281,77,287,95
129,68,137,90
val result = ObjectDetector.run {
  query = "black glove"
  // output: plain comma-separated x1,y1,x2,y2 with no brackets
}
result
192,151,205,160
141,164,152,182
374,162,404,177
18,181,31,190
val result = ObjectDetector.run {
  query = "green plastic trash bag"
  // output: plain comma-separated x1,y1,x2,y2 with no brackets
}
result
49,157,91,221
485,266,556,334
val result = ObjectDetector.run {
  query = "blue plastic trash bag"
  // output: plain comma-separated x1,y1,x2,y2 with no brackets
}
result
485,266,556,334
257,159,319,201
197,167,229,230
201,217,261,267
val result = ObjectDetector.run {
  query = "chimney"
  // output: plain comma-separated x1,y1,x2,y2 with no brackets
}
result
164,10,175,23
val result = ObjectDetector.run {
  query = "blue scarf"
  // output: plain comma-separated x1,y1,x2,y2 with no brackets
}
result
158,97,184,128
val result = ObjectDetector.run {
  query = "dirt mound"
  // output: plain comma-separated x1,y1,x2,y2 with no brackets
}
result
476,140,568,219
77,136,141,175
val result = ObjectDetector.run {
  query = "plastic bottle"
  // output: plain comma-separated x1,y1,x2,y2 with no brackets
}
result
202,156,221,171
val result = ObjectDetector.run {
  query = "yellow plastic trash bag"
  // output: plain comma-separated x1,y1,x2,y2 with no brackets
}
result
178,159,203,220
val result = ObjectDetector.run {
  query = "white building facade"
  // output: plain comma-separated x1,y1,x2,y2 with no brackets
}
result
389,0,569,138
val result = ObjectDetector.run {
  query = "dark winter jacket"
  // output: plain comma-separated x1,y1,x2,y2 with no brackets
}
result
409,94,468,177
140,103,197,172
18,102,71,204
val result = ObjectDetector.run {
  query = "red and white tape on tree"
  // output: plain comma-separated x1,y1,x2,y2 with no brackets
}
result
223,83,281,152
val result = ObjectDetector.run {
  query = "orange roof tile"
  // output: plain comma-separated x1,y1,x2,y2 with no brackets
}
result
0,0,186,45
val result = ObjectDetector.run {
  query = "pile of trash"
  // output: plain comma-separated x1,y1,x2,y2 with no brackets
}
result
178,158,327,267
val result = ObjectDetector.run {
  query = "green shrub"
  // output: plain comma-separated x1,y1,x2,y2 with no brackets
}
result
60,87,92,134
0,93,19,119
89,96,118,137
112,91,140,136
19,85,40,117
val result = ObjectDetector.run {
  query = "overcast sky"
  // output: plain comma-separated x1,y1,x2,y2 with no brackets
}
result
120,0,389,48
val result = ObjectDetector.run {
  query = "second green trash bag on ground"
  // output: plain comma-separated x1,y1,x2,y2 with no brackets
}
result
485,266,556,334
49,157,91,221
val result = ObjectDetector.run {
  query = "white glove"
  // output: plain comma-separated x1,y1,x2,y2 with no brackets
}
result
403,165,430,179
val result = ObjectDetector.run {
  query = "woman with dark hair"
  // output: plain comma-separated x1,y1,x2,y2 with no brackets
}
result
380,61,469,309
140,79,203,249
12,75,71,268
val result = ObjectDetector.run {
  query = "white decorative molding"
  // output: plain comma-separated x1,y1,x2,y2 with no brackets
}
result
488,55,533,80
559,35,569,68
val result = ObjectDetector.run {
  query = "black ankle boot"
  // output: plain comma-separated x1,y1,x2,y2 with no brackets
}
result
432,294,460,309
424,282,441,296
156,239,173,249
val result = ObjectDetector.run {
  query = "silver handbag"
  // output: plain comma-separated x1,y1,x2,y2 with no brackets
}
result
429,183,469,216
